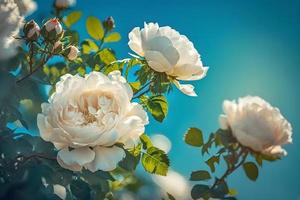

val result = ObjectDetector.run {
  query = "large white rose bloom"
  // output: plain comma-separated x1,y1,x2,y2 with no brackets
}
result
128,22,208,96
37,71,149,172
0,0,36,60
219,96,292,157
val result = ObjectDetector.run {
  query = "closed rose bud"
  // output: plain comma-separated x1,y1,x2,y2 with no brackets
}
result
23,20,40,41
54,0,76,9
41,18,63,42
104,16,115,31
64,46,79,60
53,41,63,54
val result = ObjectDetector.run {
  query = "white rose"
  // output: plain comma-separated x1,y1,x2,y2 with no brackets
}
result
37,71,149,172
55,0,76,9
65,45,79,60
128,22,208,96
219,96,292,157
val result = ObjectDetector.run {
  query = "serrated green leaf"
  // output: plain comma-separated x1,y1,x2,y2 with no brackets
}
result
190,170,211,181
141,146,169,176
184,127,203,147
104,32,121,42
243,162,258,181
81,39,99,54
86,16,104,40
64,11,82,28
146,95,168,122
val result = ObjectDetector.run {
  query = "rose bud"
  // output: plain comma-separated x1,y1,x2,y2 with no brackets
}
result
53,41,63,54
23,20,40,41
63,45,79,60
54,0,76,10
41,18,63,42
103,16,115,31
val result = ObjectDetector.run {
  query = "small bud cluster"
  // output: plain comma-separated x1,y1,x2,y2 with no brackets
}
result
22,18,79,61
103,16,115,32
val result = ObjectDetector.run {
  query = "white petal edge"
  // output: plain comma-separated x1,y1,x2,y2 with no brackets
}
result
173,80,197,97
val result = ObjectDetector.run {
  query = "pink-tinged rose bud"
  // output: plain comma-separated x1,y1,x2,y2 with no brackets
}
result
104,16,115,31
23,20,40,41
64,46,79,60
54,0,76,9
53,41,63,54
41,18,63,41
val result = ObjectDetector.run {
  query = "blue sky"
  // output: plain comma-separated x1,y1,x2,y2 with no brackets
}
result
33,0,300,199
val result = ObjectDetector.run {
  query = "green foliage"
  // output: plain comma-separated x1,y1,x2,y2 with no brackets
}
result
64,11,82,28
141,146,169,176
104,32,121,43
82,39,99,54
140,134,170,176
86,16,105,40
190,170,211,181
140,95,168,122
206,156,220,173
184,127,203,147
243,162,258,181
97,48,116,65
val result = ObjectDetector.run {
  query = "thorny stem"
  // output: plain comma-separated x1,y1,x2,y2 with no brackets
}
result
211,148,249,190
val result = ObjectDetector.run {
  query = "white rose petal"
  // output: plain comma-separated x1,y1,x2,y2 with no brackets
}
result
219,96,292,157
37,71,148,172
128,22,208,96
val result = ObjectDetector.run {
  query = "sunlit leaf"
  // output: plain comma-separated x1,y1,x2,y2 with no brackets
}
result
97,48,116,65
104,32,121,43
81,39,99,54
144,95,168,122
64,11,82,28
86,16,104,40
141,146,169,176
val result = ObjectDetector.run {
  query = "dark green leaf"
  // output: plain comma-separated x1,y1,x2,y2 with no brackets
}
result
145,95,168,122
184,127,203,147
190,170,211,181
191,184,210,199
243,162,258,181
206,156,220,173
70,179,91,199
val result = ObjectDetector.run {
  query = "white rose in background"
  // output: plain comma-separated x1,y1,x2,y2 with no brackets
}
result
152,170,190,200
55,0,76,10
0,0,36,60
37,71,149,172
219,96,292,157
128,22,208,96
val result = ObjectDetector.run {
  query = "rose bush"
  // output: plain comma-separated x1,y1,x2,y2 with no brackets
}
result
37,70,149,172
219,96,292,157
128,22,208,96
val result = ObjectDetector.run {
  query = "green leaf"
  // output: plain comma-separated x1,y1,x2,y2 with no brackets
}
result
184,127,203,147
141,146,169,176
129,81,141,93
64,11,82,28
140,134,153,150
81,39,99,54
191,184,210,200
70,179,91,199
190,170,211,181
211,179,229,198
97,48,116,65
202,133,214,155
243,162,259,181
86,16,104,40
145,95,168,122
104,32,121,43
206,156,220,173
118,149,141,171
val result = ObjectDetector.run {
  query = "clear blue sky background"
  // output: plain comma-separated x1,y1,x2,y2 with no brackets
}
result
33,0,300,199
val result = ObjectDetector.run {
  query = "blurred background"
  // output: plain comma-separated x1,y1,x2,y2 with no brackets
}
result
30,0,300,199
